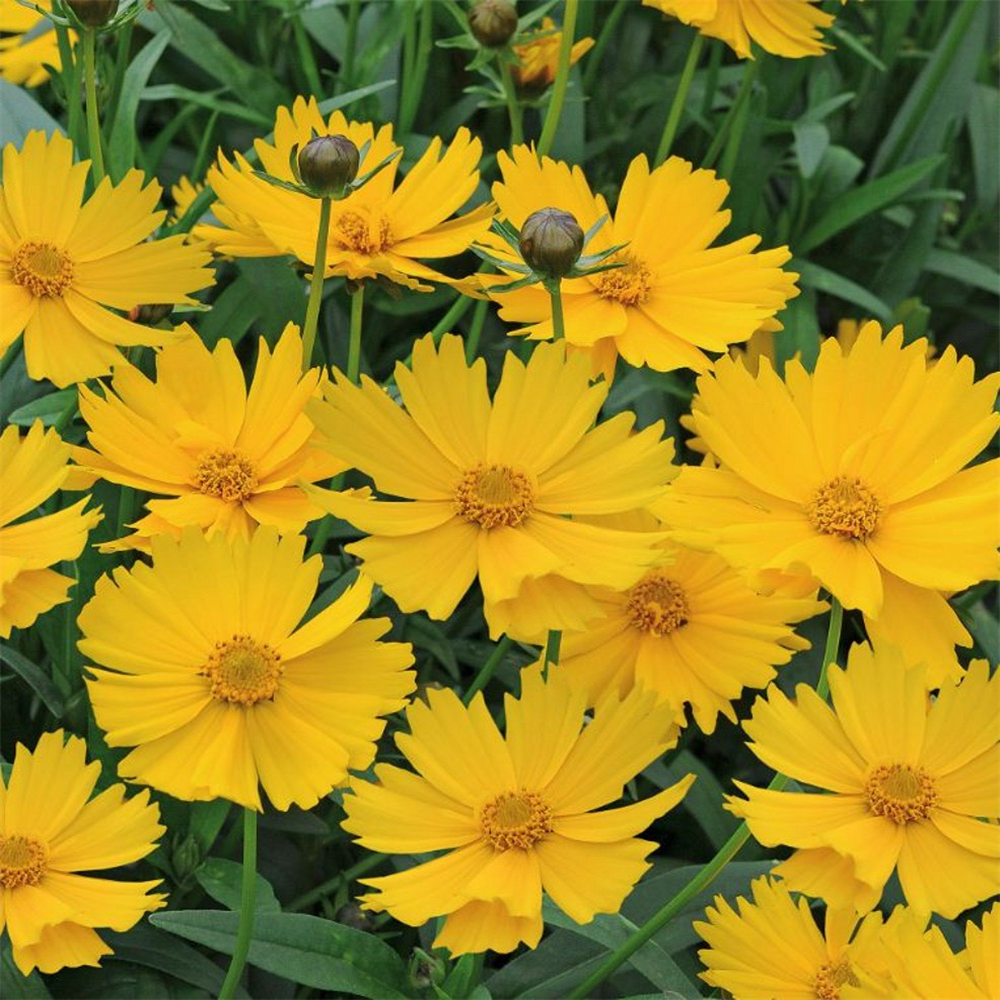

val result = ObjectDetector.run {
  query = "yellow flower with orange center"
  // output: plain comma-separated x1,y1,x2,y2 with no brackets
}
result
511,17,595,93
0,0,74,87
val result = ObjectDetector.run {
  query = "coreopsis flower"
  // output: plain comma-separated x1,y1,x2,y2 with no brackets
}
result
657,322,999,688
511,17,595,93
0,422,101,638
0,0,73,88
694,877,894,999
643,0,836,59
729,642,1000,919
305,333,677,639
195,96,493,290
80,527,416,811
1,131,214,387
74,323,343,551
0,730,165,976
484,146,798,374
559,539,825,733
170,175,204,223
342,665,694,955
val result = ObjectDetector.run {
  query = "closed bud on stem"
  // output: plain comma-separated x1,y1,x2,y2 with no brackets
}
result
297,135,360,198
518,207,584,280
468,0,518,48
65,0,120,28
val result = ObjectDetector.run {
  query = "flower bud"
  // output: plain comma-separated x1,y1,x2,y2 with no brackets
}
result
468,0,518,48
518,207,584,280
65,0,120,28
297,135,360,198
170,833,201,882
128,303,173,325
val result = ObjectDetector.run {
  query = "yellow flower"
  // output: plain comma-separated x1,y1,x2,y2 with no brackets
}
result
1,131,214,387
485,146,798,373
305,333,677,639
342,665,694,955
0,730,165,976
511,17,595,93
170,174,204,224
560,538,825,733
694,876,895,999
643,0,836,59
81,527,416,811
0,422,101,638
195,96,493,290
728,642,1000,919
0,0,73,88
656,322,999,687
74,323,343,551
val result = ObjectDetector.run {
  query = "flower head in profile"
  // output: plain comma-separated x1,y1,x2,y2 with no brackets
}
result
484,146,798,375
658,324,999,686
305,333,677,639
1,422,101,638
195,96,493,291
511,17,595,94
74,323,343,551
0,0,73,87
643,0,836,59
80,527,416,811
343,665,694,955
1,131,214,387
0,730,165,976
729,643,1000,919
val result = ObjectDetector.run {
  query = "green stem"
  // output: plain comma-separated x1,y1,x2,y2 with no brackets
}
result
82,29,105,185
431,293,474,344
654,32,704,165
582,0,627,93
703,57,758,171
464,635,513,705
399,0,433,134
55,24,84,152
293,9,323,97
400,1,417,124
816,596,843,701
719,58,757,178
536,0,579,157
342,0,360,92
288,850,386,912
699,37,723,119
346,283,365,384
499,57,524,147
541,629,561,680
548,282,565,341
301,196,333,372
219,808,258,1000
465,297,489,362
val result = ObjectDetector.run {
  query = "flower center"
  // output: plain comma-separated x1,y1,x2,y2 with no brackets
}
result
201,634,283,706
454,463,534,530
479,790,553,851
864,763,937,824
11,241,74,298
335,209,393,255
813,958,859,1000
626,570,690,636
595,252,652,307
807,476,881,541
0,834,48,889
193,448,259,502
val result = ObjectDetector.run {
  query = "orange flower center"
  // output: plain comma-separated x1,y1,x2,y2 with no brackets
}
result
193,448,258,502
454,463,534,530
595,252,652,307
864,763,936,824
0,834,48,889
11,241,74,298
480,790,553,851
201,634,283,706
807,476,881,541
626,570,690,636
335,209,393,255
813,958,859,999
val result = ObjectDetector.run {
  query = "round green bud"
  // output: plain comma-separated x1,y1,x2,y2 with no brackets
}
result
297,135,361,198
467,0,518,48
518,207,585,280
65,0,120,28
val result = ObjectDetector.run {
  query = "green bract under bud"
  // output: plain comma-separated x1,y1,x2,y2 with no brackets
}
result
65,0,120,28
518,208,585,280
468,0,518,48
297,135,360,198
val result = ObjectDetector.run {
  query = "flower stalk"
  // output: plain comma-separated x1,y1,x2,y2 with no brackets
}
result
537,0,579,157
655,32,705,165
346,282,366,384
218,807,258,1000
82,29,105,185
301,195,332,371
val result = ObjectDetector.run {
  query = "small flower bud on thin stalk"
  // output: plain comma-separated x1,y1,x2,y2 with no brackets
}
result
468,0,518,48
65,0,120,28
297,135,360,199
518,207,584,282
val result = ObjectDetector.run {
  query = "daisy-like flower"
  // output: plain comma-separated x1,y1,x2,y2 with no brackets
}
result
0,422,101,638
342,665,694,955
0,730,165,976
305,333,677,639
694,877,894,999
1,131,214,387
643,0,836,59
657,322,999,688
728,642,1000,919
560,538,825,733
484,146,798,374
511,17,595,94
0,0,72,88
195,96,493,291
80,527,416,811
74,323,344,551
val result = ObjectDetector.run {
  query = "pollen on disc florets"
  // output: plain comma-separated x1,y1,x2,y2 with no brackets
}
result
193,448,259,503
596,252,652,307
201,634,283,706
864,763,937,824
813,958,860,1000
0,834,49,889
454,463,534,530
479,790,553,851
807,476,881,541
335,210,393,255
626,570,690,636
11,241,75,298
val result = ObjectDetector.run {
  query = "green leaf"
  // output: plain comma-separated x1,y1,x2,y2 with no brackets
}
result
924,249,1000,297
194,858,281,914
140,84,271,126
0,645,64,717
198,272,265,349
793,121,829,179
0,79,63,148
968,85,1000,209
6,388,77,428
188,800,231,856
796,261,892,322
2,936,52,998
645,752,738,851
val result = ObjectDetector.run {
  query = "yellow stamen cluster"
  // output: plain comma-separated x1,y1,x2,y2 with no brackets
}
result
864,763,937,824
454,463,534,530
807,476,881,541
479,790,553,851
813,958,859,1000
335,210,393,255
0,834,48,889
201,634,283,706
11,241,74,298
193,448,259,503
595,252,652,307
626,570,690,636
